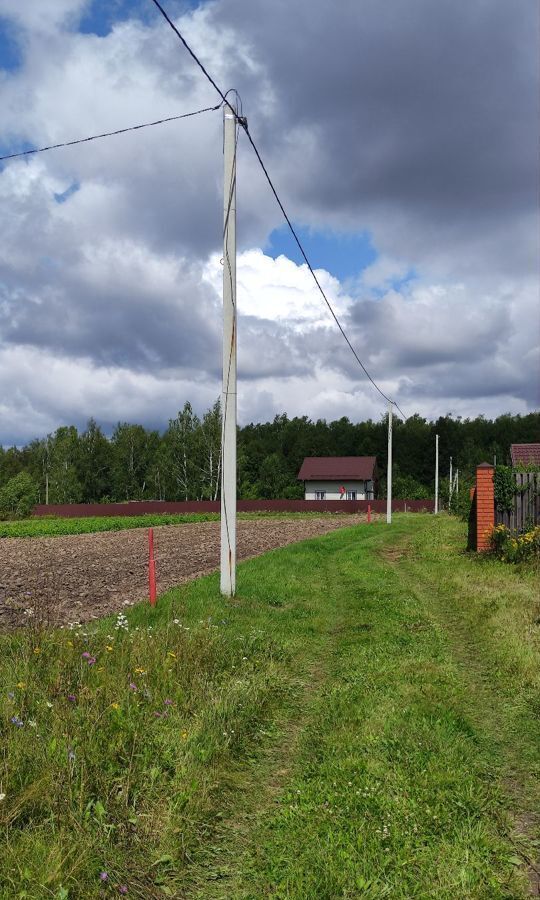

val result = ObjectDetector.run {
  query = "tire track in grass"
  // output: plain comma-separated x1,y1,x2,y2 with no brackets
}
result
182,534,358,899
389,519,540,896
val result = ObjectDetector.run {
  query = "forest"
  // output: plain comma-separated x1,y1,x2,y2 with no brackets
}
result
0,403,538,515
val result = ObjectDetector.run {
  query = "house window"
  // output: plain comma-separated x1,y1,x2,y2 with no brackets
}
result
346,491,357,500
315,491,326,500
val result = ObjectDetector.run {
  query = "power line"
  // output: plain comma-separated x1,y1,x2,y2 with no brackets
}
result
150,0,233,111
148,0,408,419
0,104,221,162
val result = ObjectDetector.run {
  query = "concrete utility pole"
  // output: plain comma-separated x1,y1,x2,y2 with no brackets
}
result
386,400,393,524
435,433,439,514
220,103,237,596
449,455,453,509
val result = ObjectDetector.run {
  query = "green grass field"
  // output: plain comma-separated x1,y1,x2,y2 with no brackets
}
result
0,513,219,538
0,515,538,898
0,510,342,538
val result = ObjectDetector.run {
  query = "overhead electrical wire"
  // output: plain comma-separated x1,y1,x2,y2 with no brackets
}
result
0,104,221,162
148,0,408,419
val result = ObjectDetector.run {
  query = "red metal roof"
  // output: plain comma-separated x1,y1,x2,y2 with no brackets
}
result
510,443,540,466
298,456,377,481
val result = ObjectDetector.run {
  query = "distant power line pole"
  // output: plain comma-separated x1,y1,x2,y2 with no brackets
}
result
449,455,453,509
435,434,439,514
386,401,393,524
220,103,237,596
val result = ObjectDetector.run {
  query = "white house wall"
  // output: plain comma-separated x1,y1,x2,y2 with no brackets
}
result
304,480,374,500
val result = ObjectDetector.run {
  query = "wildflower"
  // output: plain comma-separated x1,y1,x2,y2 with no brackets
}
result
129,683,137,691
66,641,73,647
33,647,41,655
106,645,113,652
154,711,163,718
164,698,173,706
87,657,97,666
118,886,128,895
67,694,76,703
16,682,26,690
81,652,91,660
111,703,120,710
46,701,53,709
134,667,146,675
173,619,180,625
99,872,109,882
181,731,188,740
28,720,37,728
10,716,23,727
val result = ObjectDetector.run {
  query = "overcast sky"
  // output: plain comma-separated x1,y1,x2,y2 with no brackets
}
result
0,0,538,445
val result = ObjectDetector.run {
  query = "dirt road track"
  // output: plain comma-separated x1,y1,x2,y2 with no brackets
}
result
0,516,361,629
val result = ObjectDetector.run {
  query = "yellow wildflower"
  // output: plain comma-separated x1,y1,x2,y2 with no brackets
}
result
106,646,113,652
111,702,120,710
33,648,41,655
134,667,146,675
17,682,26,690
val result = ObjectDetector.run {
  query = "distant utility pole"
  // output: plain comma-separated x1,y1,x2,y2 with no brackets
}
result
386,400,393,524
220,102,237,596
434,434,439,514
449,455,453,509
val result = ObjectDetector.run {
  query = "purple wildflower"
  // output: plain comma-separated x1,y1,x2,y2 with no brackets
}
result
10,715,23,727
153,711,162,718
129,683,137,691
87,657,96,666
164,699,173,706
67,694,76,703
99,872,109,882
118,886,128,895
81,652,91,660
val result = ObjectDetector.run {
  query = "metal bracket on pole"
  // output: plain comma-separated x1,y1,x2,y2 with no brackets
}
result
220,102,237,596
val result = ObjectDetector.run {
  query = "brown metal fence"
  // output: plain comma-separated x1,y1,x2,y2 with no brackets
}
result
33,498,435,518
495,472,540,532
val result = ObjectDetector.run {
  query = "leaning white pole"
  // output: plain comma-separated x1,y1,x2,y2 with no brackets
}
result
434,433,439,514
386,400,393,524
220,103,237,596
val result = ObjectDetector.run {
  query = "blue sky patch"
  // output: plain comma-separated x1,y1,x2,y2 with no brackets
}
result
265,225,378,282
0,17,23,71
54,182,81,204
79,0,201,37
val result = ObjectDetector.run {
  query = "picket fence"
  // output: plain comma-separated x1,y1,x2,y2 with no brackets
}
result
495,472,540,532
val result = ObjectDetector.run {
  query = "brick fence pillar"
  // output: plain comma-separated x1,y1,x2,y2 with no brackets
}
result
476,463,495,552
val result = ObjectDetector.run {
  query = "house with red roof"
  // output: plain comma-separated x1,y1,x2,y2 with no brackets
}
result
510,443,540,468
297,456,378,501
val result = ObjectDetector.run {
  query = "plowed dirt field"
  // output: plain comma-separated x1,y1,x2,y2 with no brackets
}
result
0,516,361,628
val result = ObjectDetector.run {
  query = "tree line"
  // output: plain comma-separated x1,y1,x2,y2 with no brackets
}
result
0,404,538,515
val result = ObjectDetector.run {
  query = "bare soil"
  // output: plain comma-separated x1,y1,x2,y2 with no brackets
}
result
0,516,361,629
